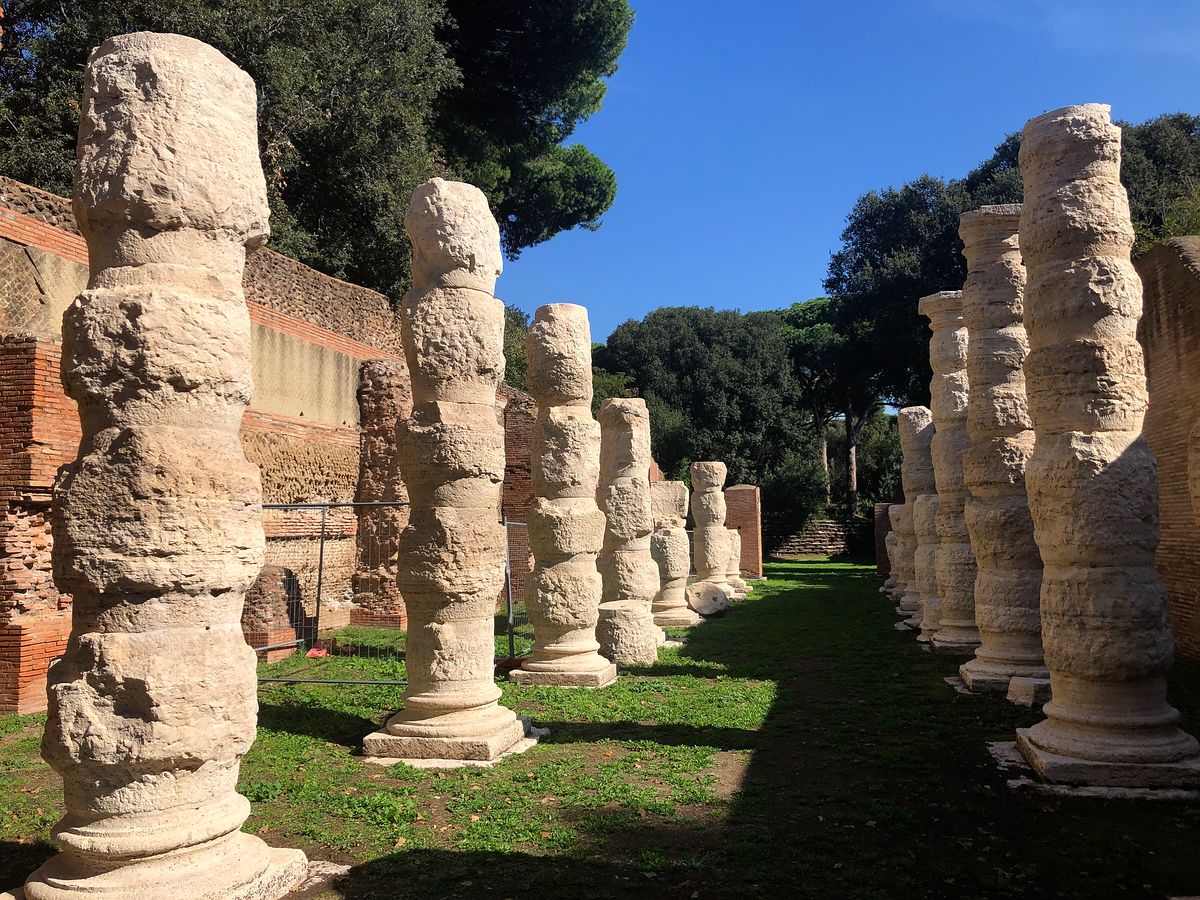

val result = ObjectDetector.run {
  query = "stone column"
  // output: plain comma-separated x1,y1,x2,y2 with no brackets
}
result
958,205,1048,699
595,398,664,664
14,33,307,900
650,481,701,627
881,504,900,595
875,502,893,583
920,291,980,653
884,504,906,600
898,406,935,626
691,461,732,596
352,359,412,629
900,406,941,643
510,304,616,687
363,178,526,762
1015,104,1200,786
725,527,751,595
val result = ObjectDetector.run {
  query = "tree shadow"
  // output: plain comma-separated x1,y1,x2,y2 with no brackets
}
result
257,702,380,749
534,719,758,751
0,839,54,893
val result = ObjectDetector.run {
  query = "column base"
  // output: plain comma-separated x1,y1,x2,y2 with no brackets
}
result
960,659,1048,695
1016,728,1200,788
364,714,528,762
6,839,306,900
509,662,617,688
1007,676,1052,707
653,608,702,628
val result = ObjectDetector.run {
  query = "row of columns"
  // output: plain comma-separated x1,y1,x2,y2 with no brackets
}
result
885,103,1200,788
10,31,759,899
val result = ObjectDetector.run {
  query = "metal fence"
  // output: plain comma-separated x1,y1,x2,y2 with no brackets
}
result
251,502,532,686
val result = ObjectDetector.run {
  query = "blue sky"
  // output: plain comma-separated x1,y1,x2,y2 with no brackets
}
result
497,0,1200,341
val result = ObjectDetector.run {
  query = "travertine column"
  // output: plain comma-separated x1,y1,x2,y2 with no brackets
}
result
363,178,526,761
650,481,701,627
691,461,732,596
901,406,941,643
595,398,664,664
958,205,1048,697
884,504,906,600
352,359,412,628
898,406,935,625
920,291,980,653
725,527,751,595
511,304,616,687
17,33,307,900
889,505,916,615
1016,104,1200,786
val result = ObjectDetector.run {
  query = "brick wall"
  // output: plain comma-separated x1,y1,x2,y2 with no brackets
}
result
1137,237,1200,665
725,485,764,579
499,386,535,607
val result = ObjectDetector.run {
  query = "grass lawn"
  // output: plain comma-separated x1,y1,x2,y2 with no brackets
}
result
3,558,1200,898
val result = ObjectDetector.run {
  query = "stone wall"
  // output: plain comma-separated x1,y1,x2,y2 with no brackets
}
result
1137,236,1200,665
725,484,764,578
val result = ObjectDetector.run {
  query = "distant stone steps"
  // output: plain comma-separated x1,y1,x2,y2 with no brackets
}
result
777,518,852,556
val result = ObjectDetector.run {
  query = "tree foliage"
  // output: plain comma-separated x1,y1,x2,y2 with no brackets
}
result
502,304,530,392
0,0,632,303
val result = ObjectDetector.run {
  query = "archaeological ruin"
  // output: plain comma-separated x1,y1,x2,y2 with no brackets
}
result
650,480,701,627
957,205,1048,700
510,304,616,688
362,177,526,762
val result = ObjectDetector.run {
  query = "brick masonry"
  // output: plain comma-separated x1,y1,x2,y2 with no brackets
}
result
1137,236,1200,665
500,386,536,608
725,484,764,579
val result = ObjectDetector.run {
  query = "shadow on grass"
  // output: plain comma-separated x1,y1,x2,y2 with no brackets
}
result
257,702,379,749
0,839,54,893
535,719,758,751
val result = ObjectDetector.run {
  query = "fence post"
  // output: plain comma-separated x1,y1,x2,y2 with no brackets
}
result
503,517,515,660
313,504,327,645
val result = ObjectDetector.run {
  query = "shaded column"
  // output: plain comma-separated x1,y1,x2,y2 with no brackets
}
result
364,178,526,762
18,32,306,899
898,406,935,630
596,398,664,664
958,205,1048,699
885,504,906,600
352,359,412,629
920,291,980,653
875,502,894,584
650,481,701,627
1015,104,1200,786
511,304,616,687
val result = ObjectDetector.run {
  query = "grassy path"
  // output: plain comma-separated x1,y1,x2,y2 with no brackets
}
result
3,559,1200,898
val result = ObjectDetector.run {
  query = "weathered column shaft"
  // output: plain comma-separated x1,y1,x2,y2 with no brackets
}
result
595,399,663,664
891,504,917,615
725,527,751,594
650,481,700,627
899,407,936,632
20,32,306,900
511,304,616,687
920,290,980,653
364,178,525,762
1015,104,1200,786
958,205,1047,695
691,461,731,591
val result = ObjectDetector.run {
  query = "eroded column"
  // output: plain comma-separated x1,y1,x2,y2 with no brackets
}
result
1016,104,1200,786
595,399,664,664
650,481,701,627
898,406,935,629
363,178,526,762
725,527,751,596
691,462,732,594
510,304,616,687
920,291,980,654
18,33,307,900
882,504,902,597
958,205,1048,699
901,407,941,643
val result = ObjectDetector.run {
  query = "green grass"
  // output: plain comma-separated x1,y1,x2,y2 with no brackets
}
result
3,559,1200,898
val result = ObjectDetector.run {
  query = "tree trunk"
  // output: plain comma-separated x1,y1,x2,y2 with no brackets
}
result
846,427,858,514
817,426,831,504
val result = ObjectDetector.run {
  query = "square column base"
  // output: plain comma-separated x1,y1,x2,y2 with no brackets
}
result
930,637,979,656
363,716,529,763
1006,676,1052,708
1015,728,1200,789
509,663,617,688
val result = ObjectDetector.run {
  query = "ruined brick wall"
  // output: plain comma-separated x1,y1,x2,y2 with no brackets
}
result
241,566,299,662
725,485,764,578
1137,236,1200,664
499,385,535,608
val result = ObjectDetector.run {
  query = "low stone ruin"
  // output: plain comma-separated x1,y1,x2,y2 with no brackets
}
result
595,398,664,664
15,32,307,899
511,304,616,687
363,178,526,762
